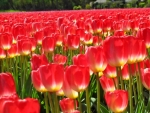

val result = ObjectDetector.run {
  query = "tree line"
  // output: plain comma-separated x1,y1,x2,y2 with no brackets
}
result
0,0,96,11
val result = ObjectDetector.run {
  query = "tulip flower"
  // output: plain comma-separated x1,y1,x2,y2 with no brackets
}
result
31,54,48,70
12,23,26,43
141,68,150,90
0,48,6,59
137,27,150,48
53,54,67,65
125,36,138,64
42,36,55,53
59,98,79,113
105,90,128,113
99,75,116,92
65,65,90,92
54,33,64,46
39,63,64,92
66,34,80,50
31,69,47,92
17,39,32,55
34,29,44,45
85,46,107,72
136,39,147,62
103,64,117,78
73,54,88,67
0,73,17,97
103,36,128,67
0,32,13,50
62,67,78,99
7,44,18,58
0,98,40,113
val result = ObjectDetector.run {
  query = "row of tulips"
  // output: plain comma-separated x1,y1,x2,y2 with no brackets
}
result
0,8,150,113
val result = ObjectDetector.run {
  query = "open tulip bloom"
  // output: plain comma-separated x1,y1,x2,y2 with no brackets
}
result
1,9,150,113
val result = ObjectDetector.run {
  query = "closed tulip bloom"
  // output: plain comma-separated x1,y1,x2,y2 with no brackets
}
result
12,23,26,43
0,32,13,50
125,36,138,64
67,34,80,50
39,63,64,92
65,65,90,92
62,67,78,99
34,30,44,45
0,48,6,59
7,44,18,58
105,90,128,113
73,54,88,66
136,39,147,62
0,98,40,113
103,36,128,67
85,46,107,72
99,75,115,92
137,27,150,48
54,33,64,46
141,68,150,90
59,98,79,113
31,69,47,92
103,64,117,78
0,73,17,97
17,39,32,55
42,36,55,53
31,54,48,70
53,54,67,65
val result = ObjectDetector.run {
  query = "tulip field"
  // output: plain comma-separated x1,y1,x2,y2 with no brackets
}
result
1,8,150,113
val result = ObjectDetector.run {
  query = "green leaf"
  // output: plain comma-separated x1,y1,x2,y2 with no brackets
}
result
100,104,109,113
135,99,145,113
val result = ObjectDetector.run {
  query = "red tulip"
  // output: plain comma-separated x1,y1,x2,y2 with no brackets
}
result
31,54,49,70
42,36,55,53
66,34,80,50
136,39,147,62
137,27,150,48
12,23,26,43
65,65,90,92
99,75,116,92
105,90,128,113
0,32,13,50
31,69,47,92
103,64,117,78
39,63,64,92
7,44,18,58
0,98,40,113
59,98,79,113
0,73,17,97
62,67,78,98
34,30,44,45
0,48,6,59
85,46,107,72
54,33,64,46
17,39,32,55
125,36,138,64
141,68,150,90
53,54,67,65
73,54,88,66
103,36,128,67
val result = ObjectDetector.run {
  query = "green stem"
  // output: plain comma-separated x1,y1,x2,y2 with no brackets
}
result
132,77,137,105
78,92,82,113
44,93,49,113
47,92,55,113
137,62,143,100
53,93,59,113
86,87,91,113
128,64,133,113
96,73,100,113
147,48,150,58
116,67,124,89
